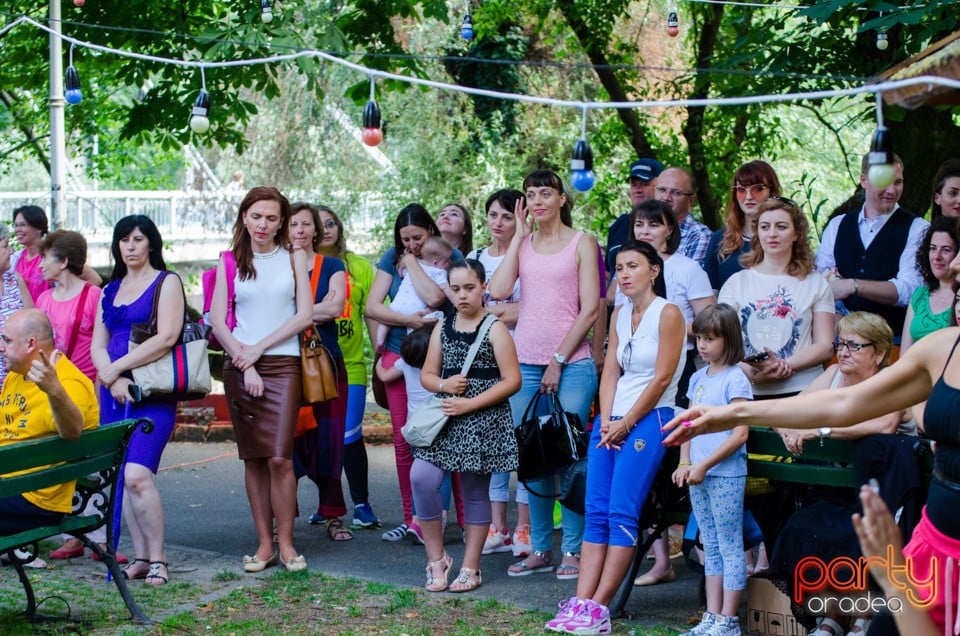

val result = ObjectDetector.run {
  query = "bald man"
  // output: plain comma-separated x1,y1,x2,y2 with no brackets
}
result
0,309,98,535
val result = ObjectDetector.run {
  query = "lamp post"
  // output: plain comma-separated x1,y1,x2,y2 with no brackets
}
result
49,0,67,229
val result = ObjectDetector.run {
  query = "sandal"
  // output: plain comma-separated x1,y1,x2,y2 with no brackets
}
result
810,617,844,636
425,553,453,592
847,618,871,636
121,558,150,580
507,550,554,577
325,518,354,541
145,561,168,586
449,567,482,593
557,552,580,580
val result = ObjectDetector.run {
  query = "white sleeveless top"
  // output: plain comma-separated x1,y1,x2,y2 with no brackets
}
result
232,248,300,356
611,296,684,416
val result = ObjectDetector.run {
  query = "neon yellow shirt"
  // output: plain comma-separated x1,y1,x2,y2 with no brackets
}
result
337,253,375,385
0,353,99,513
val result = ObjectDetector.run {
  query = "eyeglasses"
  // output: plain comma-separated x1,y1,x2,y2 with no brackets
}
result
768,196,799,209
655,186,694,199
833,340,874,353
733,184,769,198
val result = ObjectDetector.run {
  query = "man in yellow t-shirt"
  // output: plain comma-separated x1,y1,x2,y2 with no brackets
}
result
0,309,98,535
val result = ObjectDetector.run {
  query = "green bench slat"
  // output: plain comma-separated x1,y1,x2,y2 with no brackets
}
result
0,424,130,473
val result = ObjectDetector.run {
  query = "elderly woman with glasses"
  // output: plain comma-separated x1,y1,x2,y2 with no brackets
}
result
717,197,835,398
778,311,902,455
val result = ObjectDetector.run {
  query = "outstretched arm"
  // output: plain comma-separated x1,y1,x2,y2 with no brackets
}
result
662,326,955,446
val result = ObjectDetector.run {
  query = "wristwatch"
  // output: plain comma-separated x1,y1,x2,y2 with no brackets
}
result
552,352,567,366
818,427,832,446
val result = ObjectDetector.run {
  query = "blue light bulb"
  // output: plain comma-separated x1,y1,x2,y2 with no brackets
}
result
461,14,473,40
570,137,595,192
65,65,82,105
571,170,596,192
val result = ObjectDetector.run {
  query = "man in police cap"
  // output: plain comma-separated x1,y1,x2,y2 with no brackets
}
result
605,158,664,280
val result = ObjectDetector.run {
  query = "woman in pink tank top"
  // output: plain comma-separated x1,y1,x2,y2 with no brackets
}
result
488,169,600,581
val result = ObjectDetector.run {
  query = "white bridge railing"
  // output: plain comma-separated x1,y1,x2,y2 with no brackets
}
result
0,190,384,267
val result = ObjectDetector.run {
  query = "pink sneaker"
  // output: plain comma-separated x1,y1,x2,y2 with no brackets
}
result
512,524,532,558
406,522,425,545
545,596,583,632
482,524,513,555
560,599,611,635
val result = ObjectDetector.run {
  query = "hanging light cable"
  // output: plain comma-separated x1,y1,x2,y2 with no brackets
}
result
189,65,211,133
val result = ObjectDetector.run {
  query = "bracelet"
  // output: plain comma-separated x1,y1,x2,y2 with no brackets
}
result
852,278,859,296
678,462,691,467
439,382,444,393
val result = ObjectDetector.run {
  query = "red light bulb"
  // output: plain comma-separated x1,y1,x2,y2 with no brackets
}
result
362,128,383,146
74,0,85,6
667,11,679,37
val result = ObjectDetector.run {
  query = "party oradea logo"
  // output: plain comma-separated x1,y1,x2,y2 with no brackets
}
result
793,546,937,613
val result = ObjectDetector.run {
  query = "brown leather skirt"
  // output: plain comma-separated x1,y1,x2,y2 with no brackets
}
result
223,355,302,460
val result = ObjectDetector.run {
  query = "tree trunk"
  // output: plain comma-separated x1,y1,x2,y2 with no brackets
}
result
681,4,724,230
556,0,655,158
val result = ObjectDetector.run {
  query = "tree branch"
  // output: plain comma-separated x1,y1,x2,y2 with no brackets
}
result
555,0,654,158
0,90,51,174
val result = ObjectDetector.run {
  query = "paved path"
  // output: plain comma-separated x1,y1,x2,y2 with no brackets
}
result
155,440,703,630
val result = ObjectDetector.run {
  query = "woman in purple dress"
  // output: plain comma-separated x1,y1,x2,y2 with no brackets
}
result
91,215,185,586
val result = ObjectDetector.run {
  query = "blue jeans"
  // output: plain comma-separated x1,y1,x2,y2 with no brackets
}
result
511,359,597,554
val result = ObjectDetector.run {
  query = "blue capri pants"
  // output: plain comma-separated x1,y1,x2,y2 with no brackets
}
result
583,407,673,547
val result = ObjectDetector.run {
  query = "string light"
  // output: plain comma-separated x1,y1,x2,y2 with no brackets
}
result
667,3,680,37
461,1,473,40
362,77,382,146
260,0,274,24
189,66,210,134
5,15,960,120
866,93,895,188
65,44,82,105
570,108,595,192
876,12,888,50
73,0,85,6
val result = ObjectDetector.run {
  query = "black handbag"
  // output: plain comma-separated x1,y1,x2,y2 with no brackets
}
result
514,392,587,483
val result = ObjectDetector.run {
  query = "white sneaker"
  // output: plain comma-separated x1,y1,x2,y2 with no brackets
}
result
708,615,741,636
512,524,532,558
482,524,513,555
681,612,717,636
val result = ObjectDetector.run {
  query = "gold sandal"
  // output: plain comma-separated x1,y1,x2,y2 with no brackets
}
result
425,552,453,592
449,567,482,593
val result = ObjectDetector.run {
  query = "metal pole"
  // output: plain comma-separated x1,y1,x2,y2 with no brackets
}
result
49,0,67,229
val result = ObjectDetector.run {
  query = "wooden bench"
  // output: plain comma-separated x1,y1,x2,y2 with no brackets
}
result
611,428,932,619
0,418,153,624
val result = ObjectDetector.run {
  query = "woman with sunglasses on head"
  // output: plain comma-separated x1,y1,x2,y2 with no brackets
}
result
717,197,834,397
703,161,783,294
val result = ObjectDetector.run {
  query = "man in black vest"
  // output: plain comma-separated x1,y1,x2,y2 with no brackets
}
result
815,153,929,336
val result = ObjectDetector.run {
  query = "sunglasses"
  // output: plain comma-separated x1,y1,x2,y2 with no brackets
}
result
733,184,770,198
768,195,799,209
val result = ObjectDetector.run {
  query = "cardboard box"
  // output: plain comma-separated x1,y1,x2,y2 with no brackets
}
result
747,578,807,636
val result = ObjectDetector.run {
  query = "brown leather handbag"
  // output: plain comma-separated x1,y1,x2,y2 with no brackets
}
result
295,254,339,404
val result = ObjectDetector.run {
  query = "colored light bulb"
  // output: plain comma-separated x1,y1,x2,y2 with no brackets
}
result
65,65,82,105
74,0,85,6
190,90,211,134
461,14,474,40
570,138,595,192
866,125,895,188
667,12,679,37
362,99,382,146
